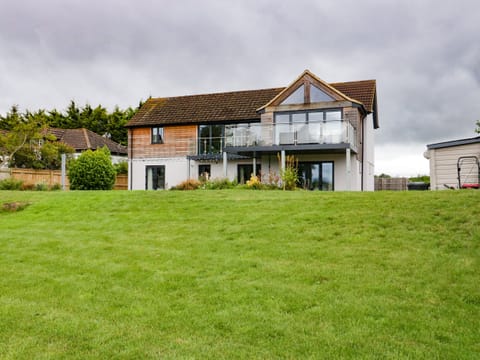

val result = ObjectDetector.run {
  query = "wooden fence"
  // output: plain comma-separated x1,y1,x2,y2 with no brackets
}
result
4,168,128,190
374,177,408,191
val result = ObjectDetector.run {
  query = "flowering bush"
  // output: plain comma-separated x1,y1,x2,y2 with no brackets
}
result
246,175,263,189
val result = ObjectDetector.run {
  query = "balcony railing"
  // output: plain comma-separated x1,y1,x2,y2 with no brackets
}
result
224,120,357,150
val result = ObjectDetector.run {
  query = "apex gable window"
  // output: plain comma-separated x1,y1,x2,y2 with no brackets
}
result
281,84,305,105
280,82,335,105
310,84,335,102
151,127,164,144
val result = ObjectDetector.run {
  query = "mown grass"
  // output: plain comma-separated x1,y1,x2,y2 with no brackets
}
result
0,190,479,359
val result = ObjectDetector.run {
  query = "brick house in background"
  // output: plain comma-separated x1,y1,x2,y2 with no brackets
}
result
125,70,378,191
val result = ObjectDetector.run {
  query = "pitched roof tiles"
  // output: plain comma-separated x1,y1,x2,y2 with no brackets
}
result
126,76,377,128
48,128,127,155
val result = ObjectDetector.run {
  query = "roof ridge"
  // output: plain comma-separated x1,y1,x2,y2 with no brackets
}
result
148,87,286,101
330,79,376,85
82,128,92,149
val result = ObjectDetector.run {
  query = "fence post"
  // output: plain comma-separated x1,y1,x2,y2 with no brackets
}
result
61,153,66,191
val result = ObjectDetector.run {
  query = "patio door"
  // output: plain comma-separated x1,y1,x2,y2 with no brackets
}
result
298,162,334,191
146,166,165,190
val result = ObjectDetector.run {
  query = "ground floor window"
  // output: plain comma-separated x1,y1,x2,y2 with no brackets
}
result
238,164,261,184
146,166,165,190
198,164,211,181
298,162,334,191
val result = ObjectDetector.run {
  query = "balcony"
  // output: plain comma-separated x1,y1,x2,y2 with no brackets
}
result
224,120,357,153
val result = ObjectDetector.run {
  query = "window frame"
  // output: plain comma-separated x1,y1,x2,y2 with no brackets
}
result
145,165,166,190
298,161,334,191
198,164,211,180
198,124,225,154
151,127,164,144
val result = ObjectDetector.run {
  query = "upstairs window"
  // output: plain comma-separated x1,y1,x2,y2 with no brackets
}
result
310,85,334,102
280,83,335,105
199,124,224,154
151,127,164,144
280,84,305,105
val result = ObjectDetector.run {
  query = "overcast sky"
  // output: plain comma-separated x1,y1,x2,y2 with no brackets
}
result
1,0,479,176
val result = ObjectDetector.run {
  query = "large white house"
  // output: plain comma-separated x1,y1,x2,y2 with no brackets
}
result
126,70,379,191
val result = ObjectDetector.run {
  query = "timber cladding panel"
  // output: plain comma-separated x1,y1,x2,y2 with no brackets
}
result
130,126,197,158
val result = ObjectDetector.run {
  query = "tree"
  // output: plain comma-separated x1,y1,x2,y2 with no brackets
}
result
0,105,22,130
68,147,116,190
476,120,480,134
0,119,42,168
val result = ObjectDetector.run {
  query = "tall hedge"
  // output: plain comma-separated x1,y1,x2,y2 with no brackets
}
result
68,147,116,190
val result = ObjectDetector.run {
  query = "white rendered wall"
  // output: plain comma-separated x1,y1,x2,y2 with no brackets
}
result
129,153,364,191
129,157,189,190
363,114,376,191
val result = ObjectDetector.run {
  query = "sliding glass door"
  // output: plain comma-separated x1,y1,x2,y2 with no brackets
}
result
298,162,334,191
146,166,165,190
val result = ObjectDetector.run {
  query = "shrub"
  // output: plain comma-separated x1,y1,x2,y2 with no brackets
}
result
278,154,299,190
68,147,116,190
203,178,237,190
114,161,128,175
0,178,23,190
50,183,62,191
173,179,201,190
246,175,264,190
34,183,49,191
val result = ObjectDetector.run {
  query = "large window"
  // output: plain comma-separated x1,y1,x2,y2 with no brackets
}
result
274,110,342,145
146,166,165,190
280,84,305,105
280,83,334,105
199,124,224,154
151,127,164,144
298,162,334,191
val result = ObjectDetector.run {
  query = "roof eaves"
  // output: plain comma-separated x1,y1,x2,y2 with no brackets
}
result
427,136,480,149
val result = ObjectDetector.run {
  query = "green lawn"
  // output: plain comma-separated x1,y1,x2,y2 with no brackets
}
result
0,190,479,359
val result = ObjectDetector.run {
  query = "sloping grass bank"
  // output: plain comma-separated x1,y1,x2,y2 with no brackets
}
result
0,190,479,359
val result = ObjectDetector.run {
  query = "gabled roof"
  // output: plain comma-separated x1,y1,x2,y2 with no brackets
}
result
427,136,480,150
258,70,368,111
126,70,378,128
47,128,127,155
330,79,377,113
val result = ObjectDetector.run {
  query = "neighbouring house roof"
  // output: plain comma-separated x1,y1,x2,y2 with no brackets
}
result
427,136,480,150
47,128,127,155
126,71,378,128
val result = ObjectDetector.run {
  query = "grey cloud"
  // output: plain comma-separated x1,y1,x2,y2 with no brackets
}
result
1,0,479,175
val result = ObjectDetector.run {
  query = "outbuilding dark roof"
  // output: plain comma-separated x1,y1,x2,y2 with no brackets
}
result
427,136,480,150
126,79,377,128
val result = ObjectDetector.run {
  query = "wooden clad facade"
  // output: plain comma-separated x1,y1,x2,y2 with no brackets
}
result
129,125,197,159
